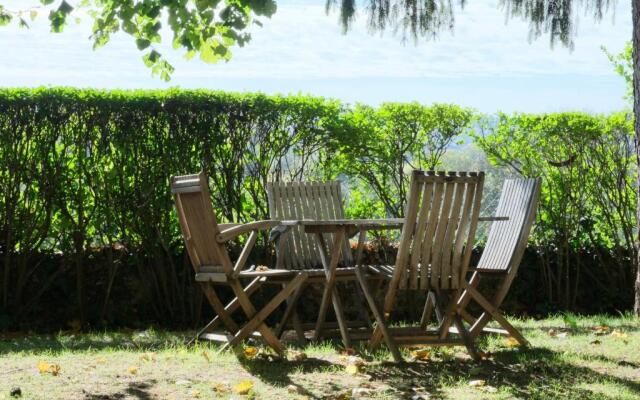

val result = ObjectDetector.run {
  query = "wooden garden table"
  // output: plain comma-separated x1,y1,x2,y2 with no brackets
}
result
278,218,404,346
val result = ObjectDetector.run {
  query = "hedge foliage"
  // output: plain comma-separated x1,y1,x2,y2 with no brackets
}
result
0,87,636,330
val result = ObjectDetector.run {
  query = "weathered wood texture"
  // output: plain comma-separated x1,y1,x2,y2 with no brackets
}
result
171,172,307,354
266,181,352,270
461,178,541,344
363,170,485,362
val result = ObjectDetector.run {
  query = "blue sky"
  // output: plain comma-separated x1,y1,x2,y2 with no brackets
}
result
0,0,631,112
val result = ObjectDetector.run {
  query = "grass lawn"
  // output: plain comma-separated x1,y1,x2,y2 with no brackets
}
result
0,314,638,399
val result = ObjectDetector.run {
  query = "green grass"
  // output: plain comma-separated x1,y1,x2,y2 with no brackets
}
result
0,314,638,399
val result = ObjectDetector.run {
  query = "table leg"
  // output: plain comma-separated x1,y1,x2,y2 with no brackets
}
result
312,228,351,348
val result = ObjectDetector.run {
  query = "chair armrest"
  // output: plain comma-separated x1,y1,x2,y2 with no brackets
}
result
478,216,509,222
348,222,404,238
217,220,281,243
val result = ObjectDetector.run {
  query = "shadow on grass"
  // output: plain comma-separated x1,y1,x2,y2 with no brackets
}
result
0,330,192,355
81,379,156,400
236,350,336,399
364,346,640,400
232,339,640,400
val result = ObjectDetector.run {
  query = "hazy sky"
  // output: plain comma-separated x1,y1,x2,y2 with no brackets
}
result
0,0,631,112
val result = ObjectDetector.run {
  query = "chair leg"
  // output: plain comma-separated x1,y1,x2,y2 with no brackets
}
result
453,314,480,361
438,291,458,340
467,286,529,346
355,266,402,363
353,280,373,329
199,277,264,337
313,230,351,348
224,273,308,353
275,283,305,339
291,310,307,346
200,284,239,333
420,291,437,329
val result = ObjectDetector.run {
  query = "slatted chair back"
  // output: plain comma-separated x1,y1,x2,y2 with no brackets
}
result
171,172,232,276
266,181,352,270
390,170,485,293
476,178,541,274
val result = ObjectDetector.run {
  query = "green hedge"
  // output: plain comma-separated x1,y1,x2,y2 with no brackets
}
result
0,87,635,330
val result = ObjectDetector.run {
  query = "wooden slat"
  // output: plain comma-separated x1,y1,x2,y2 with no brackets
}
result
440,173,473,289
267,180,353,271
419,180,444,290
430,173,455,289
409,180,433,289
440,173,467,290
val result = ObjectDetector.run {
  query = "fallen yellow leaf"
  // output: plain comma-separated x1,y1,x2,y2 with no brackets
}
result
233,380,254,395
190,389,201,398
504,337,520,347
37,361,61,376
244,346,259,359
201,350,212,363
96,358,107,365
410,349,430,361
128,366,139,375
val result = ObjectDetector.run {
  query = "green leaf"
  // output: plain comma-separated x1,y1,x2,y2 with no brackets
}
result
136,38,151,50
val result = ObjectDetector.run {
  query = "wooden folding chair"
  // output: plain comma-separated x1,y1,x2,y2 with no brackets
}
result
171,172,308,355
356,170,485,362
266,181,370,346
457,178,541,345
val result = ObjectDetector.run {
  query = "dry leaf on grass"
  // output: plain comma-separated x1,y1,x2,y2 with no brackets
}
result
244,346,259,359
547,328,557,337
127,366,139,375
504,337,520,347
592,325,610,336
201,350,212,363
190,389,201,398
233,380,254,395
468,379,486,388
611,329,629,339
96,358,107,365
37,361,60,376
139,352,156,362
410,349,430,361
291,351,307,361
212,382,229,393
